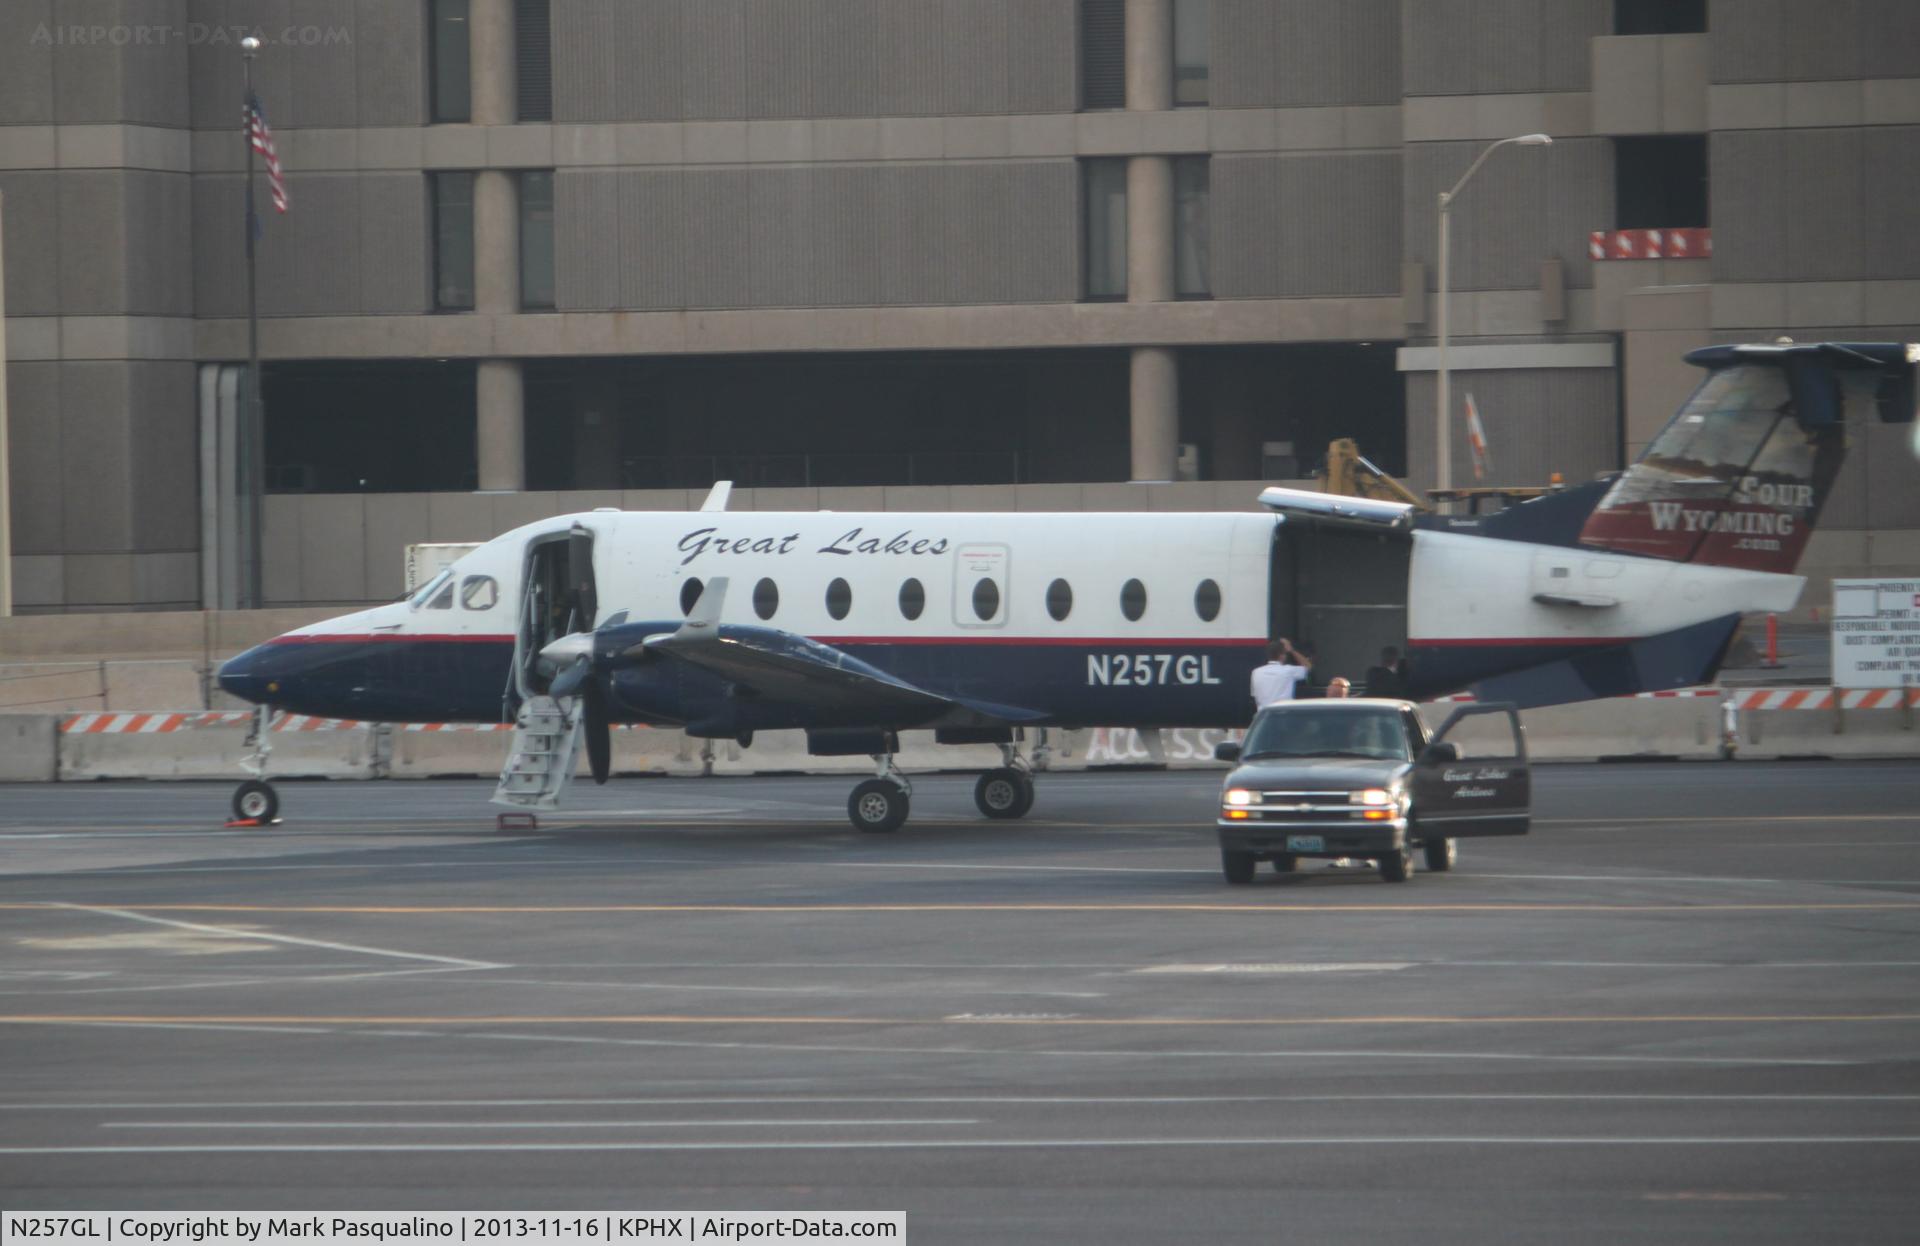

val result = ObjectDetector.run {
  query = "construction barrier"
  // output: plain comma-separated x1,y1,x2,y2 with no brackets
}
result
11,688,1917,784
0,715,58,782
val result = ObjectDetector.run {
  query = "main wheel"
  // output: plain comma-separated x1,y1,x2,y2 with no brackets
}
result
1222,847,1257,885
974,769,1034,819
231,779,279,824
849,779,910,833
1271,855,1298,874
1423,835,1457,872
1378,845,1414,883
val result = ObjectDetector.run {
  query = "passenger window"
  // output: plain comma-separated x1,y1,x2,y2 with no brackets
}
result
1046,578,1073,621
899,577,925,621
679,578,704,616
972,577,1000,621
1194,578,1221,622
826,578,852,621
1120,578,1147,622
753,577,779,620
427,579,454,610
459,575,498,610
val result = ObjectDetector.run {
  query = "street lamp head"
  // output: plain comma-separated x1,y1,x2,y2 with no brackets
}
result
1514,133,1553,146
241,36,261,54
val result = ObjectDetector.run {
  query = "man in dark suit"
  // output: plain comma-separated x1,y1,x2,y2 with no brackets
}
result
1363,646,1407,698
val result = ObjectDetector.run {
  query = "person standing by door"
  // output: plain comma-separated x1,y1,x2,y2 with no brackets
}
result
1364,646,1407,698
1250,638,1313,710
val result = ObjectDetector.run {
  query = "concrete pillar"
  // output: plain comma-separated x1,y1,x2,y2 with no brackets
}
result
470,1,522,494
1127,155,1175,304
1122,1,1178,482
1130,347,1179,482
1125,0,1173,111
474,170,519,314
477,360,526,492
0,188,11,617
469,0,516,126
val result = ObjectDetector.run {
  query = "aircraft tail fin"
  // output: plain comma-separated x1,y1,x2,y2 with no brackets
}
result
1578,342,1915,575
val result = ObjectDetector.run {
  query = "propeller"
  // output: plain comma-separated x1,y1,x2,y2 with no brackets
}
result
536,631,613,785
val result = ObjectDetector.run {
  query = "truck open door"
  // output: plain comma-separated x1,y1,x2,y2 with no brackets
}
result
1411,703,1531,840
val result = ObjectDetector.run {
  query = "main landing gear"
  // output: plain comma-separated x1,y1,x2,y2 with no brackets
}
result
973,743,1036,820
844,739,1042,833
849,754,912,833
228,703,282,826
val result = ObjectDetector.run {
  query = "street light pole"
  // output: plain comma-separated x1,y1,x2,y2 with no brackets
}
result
242,36,264,609
1435,133,1552,503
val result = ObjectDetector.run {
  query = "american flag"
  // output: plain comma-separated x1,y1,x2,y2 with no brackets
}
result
245,91,289,214
1464,391,1491,481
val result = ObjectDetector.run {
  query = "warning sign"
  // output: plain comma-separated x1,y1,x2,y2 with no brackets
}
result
1832,578,1920,689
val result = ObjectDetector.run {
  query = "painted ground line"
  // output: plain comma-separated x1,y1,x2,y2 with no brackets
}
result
3,1011,1917,1027
6,1092,1913,1110
44,903,504,971
5,1135,1920,1155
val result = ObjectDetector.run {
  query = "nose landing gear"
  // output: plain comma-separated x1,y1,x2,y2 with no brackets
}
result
227,703,283,827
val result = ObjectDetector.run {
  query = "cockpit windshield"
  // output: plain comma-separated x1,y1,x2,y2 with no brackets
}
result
407,569,454,610
1241,708,1410,762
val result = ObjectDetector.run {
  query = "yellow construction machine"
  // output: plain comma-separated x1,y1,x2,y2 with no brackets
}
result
1319,438,1563,515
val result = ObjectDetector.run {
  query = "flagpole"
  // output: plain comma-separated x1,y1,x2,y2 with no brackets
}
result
241,36,264,610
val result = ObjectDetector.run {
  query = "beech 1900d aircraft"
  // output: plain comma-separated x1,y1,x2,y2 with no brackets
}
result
219,341,1916,830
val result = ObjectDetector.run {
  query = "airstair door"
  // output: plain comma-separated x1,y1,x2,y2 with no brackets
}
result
510,525,600,702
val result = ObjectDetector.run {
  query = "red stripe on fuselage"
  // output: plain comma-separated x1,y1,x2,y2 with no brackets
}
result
1409,637,1630,648
266,633,1266,647
265,633,514,645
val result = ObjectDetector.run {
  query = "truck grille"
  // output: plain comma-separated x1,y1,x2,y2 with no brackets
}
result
1249,790,1365,822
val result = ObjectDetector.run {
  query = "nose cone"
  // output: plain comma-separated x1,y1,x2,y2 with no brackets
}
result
217,643,279,705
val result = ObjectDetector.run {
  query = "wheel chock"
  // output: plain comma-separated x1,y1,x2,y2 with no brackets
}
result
222,817,282,829
497,812,539,832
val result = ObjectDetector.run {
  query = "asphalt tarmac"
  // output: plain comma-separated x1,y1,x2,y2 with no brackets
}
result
3,762,1919,1243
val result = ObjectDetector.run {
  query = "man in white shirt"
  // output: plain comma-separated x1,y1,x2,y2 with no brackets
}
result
1249,638,1313,710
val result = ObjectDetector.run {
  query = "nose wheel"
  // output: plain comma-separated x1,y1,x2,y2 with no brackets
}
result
231,779,280,824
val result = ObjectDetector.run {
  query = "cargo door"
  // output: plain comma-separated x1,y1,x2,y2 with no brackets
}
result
1272,520,1410,691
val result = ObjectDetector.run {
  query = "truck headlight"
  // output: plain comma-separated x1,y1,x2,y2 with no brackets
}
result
1350,788,1394,806
1224,788,1255,807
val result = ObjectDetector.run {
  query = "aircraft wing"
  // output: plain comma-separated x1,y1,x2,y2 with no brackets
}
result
637,579,1046,724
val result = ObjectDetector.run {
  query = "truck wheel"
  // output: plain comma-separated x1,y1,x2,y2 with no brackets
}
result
1378,846,1414,883
1221,848,1257,885
1423,836,1457,872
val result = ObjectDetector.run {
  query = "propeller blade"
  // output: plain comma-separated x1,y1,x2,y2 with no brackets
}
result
548,655,592,700
582,681,612,785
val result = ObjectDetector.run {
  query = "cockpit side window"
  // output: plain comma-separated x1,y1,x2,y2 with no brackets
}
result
408,569,454,610
426,579,455,610
460,575,499,611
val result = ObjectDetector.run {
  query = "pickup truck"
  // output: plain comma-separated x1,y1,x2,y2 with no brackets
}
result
1213,699,1530,885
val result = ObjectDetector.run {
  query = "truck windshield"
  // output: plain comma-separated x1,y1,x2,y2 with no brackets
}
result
1242,708,1410,761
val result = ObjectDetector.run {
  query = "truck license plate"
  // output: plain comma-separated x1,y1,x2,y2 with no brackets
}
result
1285,835,1325,853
